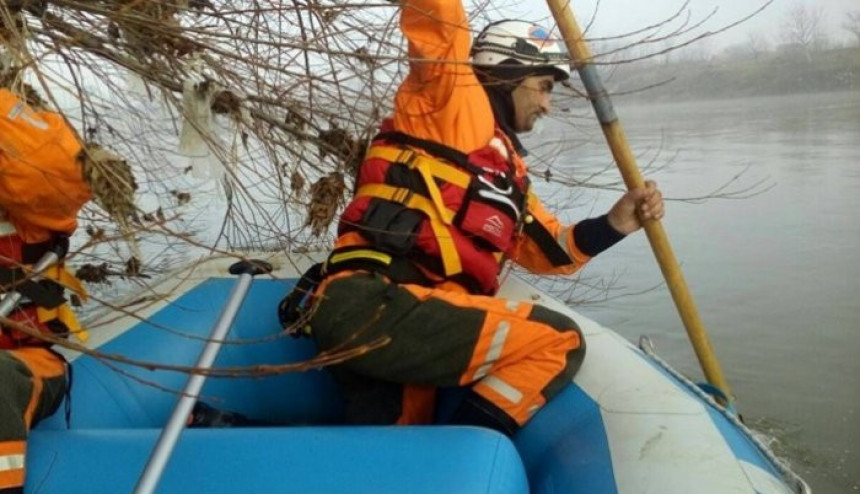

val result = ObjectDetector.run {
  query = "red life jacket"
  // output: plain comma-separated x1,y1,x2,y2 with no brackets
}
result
0,221,86,349
334,124,536,295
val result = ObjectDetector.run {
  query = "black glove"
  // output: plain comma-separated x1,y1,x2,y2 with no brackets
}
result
187,402,271,428
277,263,324,338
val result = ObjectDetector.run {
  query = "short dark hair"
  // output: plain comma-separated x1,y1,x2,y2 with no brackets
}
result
474,59,557,91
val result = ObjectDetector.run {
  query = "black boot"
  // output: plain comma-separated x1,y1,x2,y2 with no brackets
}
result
187,402,266,428
449,391,519,437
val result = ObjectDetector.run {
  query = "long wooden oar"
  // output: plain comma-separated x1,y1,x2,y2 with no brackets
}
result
545,1,733,402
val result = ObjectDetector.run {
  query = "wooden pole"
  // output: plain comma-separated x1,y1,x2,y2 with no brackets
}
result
545,0,733,402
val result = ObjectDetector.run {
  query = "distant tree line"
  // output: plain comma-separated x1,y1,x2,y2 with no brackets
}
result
655,4,858,65
592,3,860,102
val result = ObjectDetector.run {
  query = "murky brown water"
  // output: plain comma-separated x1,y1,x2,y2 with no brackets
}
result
536,91,860,494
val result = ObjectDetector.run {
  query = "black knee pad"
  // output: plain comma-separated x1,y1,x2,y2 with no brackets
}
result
527,304,580,333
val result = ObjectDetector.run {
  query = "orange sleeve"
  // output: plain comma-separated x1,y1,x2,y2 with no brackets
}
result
510,191,592,275
392,0,495,154
0,90,92,243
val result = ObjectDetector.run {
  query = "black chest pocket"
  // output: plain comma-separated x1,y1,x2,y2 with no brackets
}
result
454,173,525,253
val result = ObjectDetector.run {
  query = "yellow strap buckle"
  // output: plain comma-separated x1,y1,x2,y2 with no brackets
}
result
37,304,89,343
31,263,89,342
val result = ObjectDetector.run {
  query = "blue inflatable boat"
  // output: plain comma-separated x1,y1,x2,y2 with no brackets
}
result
28,253,810,493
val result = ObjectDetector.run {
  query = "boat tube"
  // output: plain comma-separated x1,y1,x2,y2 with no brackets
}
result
28,253,810,494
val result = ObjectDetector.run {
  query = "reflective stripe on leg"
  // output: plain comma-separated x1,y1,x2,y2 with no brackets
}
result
472,320,510,381
312,274,584,427
392,284,583,425
480,375,523,404
0,441,25,490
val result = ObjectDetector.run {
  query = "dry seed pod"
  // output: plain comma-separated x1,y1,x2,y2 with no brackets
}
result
75,263,111,284
85,225,106,242
125,256,142,276
80,143,141,264
290,169,305,196
212,89,242,115
171,190,191,205
305,172,345,237
80,143,138,224
284,105,306,131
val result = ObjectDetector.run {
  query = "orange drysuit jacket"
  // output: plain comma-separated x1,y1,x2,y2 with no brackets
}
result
0,89,92,244
335,0,592,279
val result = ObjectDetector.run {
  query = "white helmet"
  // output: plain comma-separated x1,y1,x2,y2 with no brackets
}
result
471,20,571,81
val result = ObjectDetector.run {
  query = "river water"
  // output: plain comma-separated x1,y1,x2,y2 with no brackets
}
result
534,91,860,493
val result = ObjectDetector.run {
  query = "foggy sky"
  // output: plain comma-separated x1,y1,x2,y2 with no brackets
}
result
512,0,857,50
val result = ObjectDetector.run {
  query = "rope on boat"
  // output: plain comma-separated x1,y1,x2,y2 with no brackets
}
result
637,336,811,494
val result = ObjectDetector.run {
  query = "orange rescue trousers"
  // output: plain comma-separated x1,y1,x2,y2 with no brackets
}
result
0,348,66,493
309,271,585,435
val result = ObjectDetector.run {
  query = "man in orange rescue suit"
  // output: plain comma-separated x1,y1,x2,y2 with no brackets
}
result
282,1,664,436
0,89,91,493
